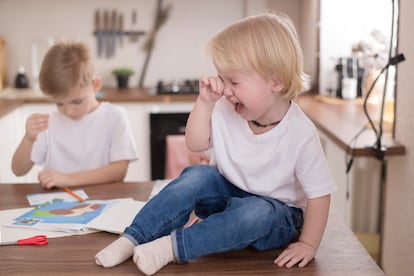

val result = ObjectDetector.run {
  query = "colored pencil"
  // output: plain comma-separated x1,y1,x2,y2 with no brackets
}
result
64,187,85,202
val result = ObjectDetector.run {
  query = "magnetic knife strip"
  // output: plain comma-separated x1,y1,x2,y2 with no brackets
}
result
94,9,145,58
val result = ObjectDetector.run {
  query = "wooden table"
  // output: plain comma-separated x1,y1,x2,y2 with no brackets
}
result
0,182,384,275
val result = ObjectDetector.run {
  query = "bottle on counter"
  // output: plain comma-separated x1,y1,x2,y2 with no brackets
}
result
15,66,29,89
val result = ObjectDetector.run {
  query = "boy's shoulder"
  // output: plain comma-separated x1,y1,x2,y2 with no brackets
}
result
98,102,126,115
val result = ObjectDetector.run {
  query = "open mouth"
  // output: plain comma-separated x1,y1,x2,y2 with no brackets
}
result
234,102,243,113
226,97,244,114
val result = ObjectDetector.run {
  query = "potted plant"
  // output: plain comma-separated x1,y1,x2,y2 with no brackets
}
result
112,67,135,89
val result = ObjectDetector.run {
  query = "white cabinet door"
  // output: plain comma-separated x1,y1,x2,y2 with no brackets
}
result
0,103,56,183
0,108,23,183
114,103,148,181
319,131,381,232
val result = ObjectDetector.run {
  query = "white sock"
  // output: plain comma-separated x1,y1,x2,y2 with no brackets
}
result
95,236,135,267
133,235,175,275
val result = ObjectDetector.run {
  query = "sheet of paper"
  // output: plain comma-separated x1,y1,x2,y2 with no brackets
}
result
26,189,89,206
0,208,96,243
86,198,146,234
4,200,110,233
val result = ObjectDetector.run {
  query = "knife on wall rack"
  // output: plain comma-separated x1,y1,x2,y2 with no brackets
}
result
108,9,117,58
94,9,103,58
92,9,146,58
104,10,110,58
118,13,124,47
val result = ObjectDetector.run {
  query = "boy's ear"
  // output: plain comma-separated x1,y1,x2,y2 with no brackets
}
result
92,77,102,92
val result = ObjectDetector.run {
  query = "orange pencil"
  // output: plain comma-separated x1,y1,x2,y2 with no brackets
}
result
64,187,85,202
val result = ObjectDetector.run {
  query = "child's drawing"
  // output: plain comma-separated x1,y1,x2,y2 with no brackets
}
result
12,200,107,226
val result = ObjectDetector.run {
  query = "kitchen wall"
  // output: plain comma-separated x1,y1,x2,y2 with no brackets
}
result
0,0,317,91
382,0,414,274
0,0,244,90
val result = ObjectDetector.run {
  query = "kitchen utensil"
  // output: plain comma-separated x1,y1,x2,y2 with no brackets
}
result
0,235,48,246
95,9,103,57
110,9,117,57
118,13,124,47
0,37,7,90
104,10,110,58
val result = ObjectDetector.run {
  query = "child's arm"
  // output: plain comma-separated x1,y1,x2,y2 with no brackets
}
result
274,194,330,268
37,160,129,189
12,113,49,176
185,76,224,152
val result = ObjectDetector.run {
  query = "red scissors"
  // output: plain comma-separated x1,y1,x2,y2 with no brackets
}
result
0,235,48,246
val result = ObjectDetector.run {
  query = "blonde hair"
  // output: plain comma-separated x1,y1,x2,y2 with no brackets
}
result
39,40,94,98
207,13,310,99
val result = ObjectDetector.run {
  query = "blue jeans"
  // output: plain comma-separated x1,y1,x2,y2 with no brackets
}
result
123,165,303,263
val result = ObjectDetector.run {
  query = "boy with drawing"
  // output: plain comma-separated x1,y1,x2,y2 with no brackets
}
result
11,40,137,188
96,13,336,275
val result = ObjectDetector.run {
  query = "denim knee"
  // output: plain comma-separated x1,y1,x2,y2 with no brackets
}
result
227,197,275,233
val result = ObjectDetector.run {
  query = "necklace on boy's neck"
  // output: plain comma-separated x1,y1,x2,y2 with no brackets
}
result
250,119,281,128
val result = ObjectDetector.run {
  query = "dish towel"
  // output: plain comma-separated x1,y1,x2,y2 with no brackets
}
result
164,135,191,179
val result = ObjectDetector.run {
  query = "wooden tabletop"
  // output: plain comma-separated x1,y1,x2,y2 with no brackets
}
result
0,182,384,275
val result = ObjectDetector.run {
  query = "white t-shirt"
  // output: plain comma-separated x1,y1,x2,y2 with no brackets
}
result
210,97,336,210
31,102,138,173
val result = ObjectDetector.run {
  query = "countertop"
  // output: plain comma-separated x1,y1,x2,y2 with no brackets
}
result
0,87,197,117
296,94,405,157
0,88,405,158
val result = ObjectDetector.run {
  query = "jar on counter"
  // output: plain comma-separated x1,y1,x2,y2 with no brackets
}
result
15,66,29,89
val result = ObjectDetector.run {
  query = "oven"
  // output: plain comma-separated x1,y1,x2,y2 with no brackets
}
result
150,112,190,180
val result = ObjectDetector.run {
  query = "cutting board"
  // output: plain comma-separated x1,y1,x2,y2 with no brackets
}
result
0,37,7,90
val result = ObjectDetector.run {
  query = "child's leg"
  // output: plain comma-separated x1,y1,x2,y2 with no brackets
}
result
95,165,236,267
95,236,136,267
123,165,230,239
173,196,300,263
128,197,300,274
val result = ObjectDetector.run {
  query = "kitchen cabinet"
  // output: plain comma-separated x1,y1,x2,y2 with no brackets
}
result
0,103,55,183
319,130,381,233
0,107,21,183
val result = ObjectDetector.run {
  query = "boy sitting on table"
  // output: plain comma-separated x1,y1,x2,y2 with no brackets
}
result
11,40,137,189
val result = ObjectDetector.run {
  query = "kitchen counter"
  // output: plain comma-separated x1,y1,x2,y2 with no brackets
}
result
0,87,198,106
0,88,405,158
0,87,198,119
297,94,405,157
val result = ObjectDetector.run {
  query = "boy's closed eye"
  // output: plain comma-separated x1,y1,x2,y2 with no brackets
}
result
70,98,84,105
56,98,85,106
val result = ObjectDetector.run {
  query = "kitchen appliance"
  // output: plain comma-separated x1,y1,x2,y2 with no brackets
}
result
14,67,29,89
334,57,364,99
156,79,199,95
150,112,189,180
